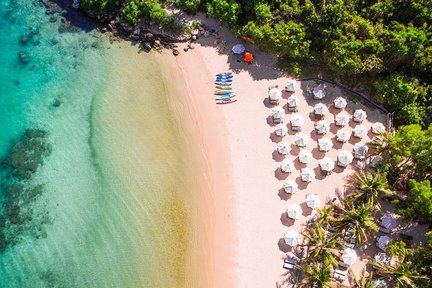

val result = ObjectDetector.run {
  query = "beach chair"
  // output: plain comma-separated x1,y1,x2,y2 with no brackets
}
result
379,226,390,234
334,269,347,281
291,125,301,132
283,257,299,270
338,261,350,271
272,116,282,124
288,105,299,112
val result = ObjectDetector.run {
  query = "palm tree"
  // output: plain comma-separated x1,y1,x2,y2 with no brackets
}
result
368,130,394,159
346,171,395,208
331,199,378,244
369,259,427,288
299,261,333,288
349,269,374,288
316,204,334,226
302,224,343,266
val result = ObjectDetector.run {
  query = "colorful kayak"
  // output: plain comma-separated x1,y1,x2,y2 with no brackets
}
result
214,91,235,96
215,78,232,83
216,98,237,104
216,72,232,77
215,94,236,100
215,82,232,86
215,86,233,90
216,75,233,79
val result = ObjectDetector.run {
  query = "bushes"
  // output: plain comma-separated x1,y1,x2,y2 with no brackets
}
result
397,179,432,221
206,0,241,26
120,0,168,25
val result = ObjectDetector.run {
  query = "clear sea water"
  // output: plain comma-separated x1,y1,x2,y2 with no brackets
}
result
0,1,208,287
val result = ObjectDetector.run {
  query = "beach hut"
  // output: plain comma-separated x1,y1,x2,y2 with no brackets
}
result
275,124,288,137
336,129,351,142
370,155,383,167
313,86,326,99
353,125,368,138
354,142,368,160
285,80,297,92
353,109,367,122
283,180,298,194
319,157,335,172
284,230,300,246
315,120,330,135
232,44,245,54
287,96,300,112
290,114,305,131
337,150,353,167
381,214,397,230
334,97,347,109
372,122,386,134
306,194,320,209
243,52,253,64
287,204,302,220
280,159,295,173
271,107,285,123
277,141,291,155
342,248,357,266
269,88,282,105
300,168,315,183
318,138,333,152
313,103,329,117
335,112,350,126
294,133,310,147
377,235,391,251
298,150,313,164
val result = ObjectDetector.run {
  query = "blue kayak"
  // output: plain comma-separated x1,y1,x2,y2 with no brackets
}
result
215,91,235,96
215,78,232,83
216,74,233,79
215,93,236,100
216,72,232,77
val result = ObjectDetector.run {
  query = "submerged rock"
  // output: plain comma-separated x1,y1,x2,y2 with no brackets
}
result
18,51,28,64
52,99,61,107
172,49,179,56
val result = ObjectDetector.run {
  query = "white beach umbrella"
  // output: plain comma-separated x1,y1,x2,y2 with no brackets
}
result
377,235,392,251
272,107,285,119
381,213,397,230
336,129,351,142
285,80,297,92
284,230,300,246
313,86,326,99
277,141,291,155
294,133,310,147
335,112,350,126
232,44,245,54
342,248,358,266
370,155,383,167
280,159,295,173
315,120,330,135
318,137,333,152
338,150,354,167
287,204,302,220
291,114,305,127
314,103,329,116
354,142,369,159
319,157,335,172
334,97,347,109
287,95,300,108
275,124,288,137
306,194,320,209
298,150,313,164
353,125,368,138
372,122,386,134
283,180,298,194
269,88,282,101
300,168,315,183
372,279,388,288
353,109,367,122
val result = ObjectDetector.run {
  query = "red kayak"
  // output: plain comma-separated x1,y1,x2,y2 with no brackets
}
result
216,98,237,105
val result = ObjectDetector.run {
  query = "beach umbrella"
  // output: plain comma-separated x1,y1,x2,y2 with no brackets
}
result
275,124,288,137
243,52,253,63
381,214,397,230
313,86,326,99
300,168,315,183
374,252,391,264
354,142,368,159
370,155,383,167
287,204,302,220
377,235,392,251
338,150,353,167
277,141,291,155
342,248,358,266
291,114,305,127
334,97,347,109
232,44,245,54
280,159,295,173
372,279,388,288
315,120,330,135
306,194,320,209
299,150,313,163
314,103,329,116
294,133,310,147
268,88,282,102
283,180,298,194
353,109,367,122
285,80,296,92
319,157,335,172
353,125,368,138
272,107,285,119
287,96,300,108
335,112,350,126
284,230,300,246
336,129,351,142
318,138,333,152
372,122,386,134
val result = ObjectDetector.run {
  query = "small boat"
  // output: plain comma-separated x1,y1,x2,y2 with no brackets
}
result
216,74,233,79
216,94,236,100
216,72,232,77
215,78,232,83
215,86,233,90
215,82,232,86
214,91,235,96
216,98,237,105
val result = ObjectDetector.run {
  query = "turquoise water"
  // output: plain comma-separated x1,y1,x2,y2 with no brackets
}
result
0,1,208,287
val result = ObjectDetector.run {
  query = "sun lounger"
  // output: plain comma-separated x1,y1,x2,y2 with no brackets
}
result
338,261,350,271
344,242,355,249
334,269,347,281
379,226,390,234
291,125,301,131
283,257,299,270
272,116,282,124
288,106,299,112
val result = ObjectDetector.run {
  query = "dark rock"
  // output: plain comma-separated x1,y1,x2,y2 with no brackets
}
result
183,47,189,52
142,42,152,51
18,51,28,64
14,80,20,86
188,44,195,50
19,35,29,45
144,33,154,39
49,15,57,23
172,49,179,56
52,99,61,107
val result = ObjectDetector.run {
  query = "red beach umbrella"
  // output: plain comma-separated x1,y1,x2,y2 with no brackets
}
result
244,52,253,63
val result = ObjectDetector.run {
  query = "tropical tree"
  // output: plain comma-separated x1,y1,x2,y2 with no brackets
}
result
349,269,374,288
331,200,378,243
316,204,334,227
346,171,395,208
299,261,333,288
368,129,394,160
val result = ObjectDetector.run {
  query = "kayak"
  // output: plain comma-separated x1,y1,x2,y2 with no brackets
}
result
216,98,237,104
215,86,233,90
215,91,235,96
216,94,236,100
216,72,232,77
215,78,232,83
215,82,232,86
216,74,233,79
